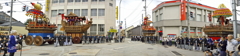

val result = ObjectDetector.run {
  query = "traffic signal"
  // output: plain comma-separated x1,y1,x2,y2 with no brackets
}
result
5,2,8,6
22,6,26,11
116,6,118,20
158,30,163,36
190,12,193,18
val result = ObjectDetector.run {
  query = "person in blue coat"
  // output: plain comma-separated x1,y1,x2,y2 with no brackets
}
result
8,30,18,56
207,37,214,50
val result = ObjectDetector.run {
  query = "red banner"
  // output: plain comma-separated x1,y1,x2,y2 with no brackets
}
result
61,14,64,20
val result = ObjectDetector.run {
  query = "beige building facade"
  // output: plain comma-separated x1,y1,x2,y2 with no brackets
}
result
152,1,218,37
45,0,116,35
0,11,28,35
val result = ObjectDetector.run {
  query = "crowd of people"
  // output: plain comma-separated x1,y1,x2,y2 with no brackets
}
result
130,34,240,56
52,34,126,46
0,30,25,56
130,35,158,44
81,34,125,44
164,34,240,56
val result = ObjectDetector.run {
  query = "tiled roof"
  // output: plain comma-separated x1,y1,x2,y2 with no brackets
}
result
0,21,25,27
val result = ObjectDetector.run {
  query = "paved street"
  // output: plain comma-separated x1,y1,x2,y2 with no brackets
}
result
9,38,205,56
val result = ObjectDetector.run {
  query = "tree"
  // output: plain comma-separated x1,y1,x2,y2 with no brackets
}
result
24,19,32,25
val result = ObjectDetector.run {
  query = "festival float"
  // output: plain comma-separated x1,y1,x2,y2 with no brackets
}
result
203,4,233,41
60,12,92,44
142,17,156,36
25,3,57,46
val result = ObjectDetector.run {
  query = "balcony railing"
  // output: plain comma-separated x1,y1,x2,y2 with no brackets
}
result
204,24,233,32
64,26,82,32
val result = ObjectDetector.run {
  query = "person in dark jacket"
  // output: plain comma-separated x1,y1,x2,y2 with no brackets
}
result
101,35,105,43
97,35,100,43
180,37,184,49
189,37,194,50
82,34,87,44
93,35,97,43
141,36,145,42
22,34,26,39
88,35,92,44
184,37,189,49
218,37,227,56
195,37,200,51
202,36,208,52
197,37,202,51
175,37,180,48
2,37,8,56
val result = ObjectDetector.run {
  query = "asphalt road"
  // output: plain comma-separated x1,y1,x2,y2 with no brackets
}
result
8,38,206,56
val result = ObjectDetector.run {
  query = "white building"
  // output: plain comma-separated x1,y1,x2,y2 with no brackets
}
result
152,0,219,37
45,0,116,35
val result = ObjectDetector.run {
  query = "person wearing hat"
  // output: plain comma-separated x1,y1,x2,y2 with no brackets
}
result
8,30,18,56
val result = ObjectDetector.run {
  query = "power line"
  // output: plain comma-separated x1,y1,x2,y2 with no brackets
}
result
124,2,143,19
128,11,142,24
147,0,153,7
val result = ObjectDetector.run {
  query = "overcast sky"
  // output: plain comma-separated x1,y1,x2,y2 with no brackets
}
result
0,0,239,29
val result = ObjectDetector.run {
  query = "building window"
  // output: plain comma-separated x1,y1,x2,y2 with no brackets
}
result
196,14,201,21
98,9,105,16
99,0,105,1
68,0,73,2
81,9,88,16
98,24,104,32
109,3,113,6
156,15,158,22
59,0,65,3
91,9,97,16
52,0,58,3
92,0,97,2
6,18,9,21
98,24,105,35
75,0,81,2
197,29,202,32
160,13,162,20
190,29,195,32
90,24,97,35
67,9,73,15
82,0,88,2
205,15,209,22
187,12,194,21
58,9,64,14
51,10,57,17
203,15,206,22
74,9,80,16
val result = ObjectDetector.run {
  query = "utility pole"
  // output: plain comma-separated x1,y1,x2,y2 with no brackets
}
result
125,18,126,29
186,0,190,38
118,0,122,43
125,18,126,38
232,0,237,38
140,14,143,36
144,0,147,16
9,0,13,33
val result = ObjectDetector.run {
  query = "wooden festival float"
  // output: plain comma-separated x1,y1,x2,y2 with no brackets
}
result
203,4,233,41
25,2,57,46
142,17,156,36
60,12,92,44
